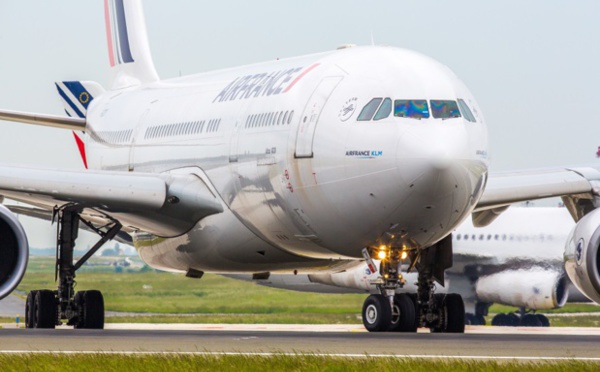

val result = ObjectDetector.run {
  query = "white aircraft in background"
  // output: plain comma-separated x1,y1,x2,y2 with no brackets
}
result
229,207,582,327
0,0,599,333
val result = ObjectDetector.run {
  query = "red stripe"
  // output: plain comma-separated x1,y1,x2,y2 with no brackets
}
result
104,0,115,67
282,63,320,93
72,131,88,169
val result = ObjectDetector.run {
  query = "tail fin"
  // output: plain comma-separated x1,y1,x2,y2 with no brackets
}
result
55,81,105,118
104,0,159,90
55,81,103,169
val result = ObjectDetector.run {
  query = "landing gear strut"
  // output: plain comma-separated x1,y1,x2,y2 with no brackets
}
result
25,205,121,329
361,235,465,333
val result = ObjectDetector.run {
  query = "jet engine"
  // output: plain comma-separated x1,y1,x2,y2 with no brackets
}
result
564,208,600,304
0,204,29,300
475,269,568,309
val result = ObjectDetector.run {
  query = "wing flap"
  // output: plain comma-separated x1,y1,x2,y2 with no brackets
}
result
474,166,600,227
0,165,223,237
476,168,594,211
0,165,165,209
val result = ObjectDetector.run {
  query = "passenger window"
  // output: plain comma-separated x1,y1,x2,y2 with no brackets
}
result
430,100,461,119
373,98,392,121
357,98,383,121
288,110,294,124
457,99,476,122
394,100,429,119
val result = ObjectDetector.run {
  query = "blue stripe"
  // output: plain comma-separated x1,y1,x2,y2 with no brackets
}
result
115,0,134,64
56,84,85,118
63,81,93,109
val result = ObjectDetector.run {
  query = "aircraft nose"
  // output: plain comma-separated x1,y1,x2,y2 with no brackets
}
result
388,125,486,245
396,125,469,172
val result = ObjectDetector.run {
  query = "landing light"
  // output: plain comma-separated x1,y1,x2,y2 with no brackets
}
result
377,250,387,260
400,251,408,260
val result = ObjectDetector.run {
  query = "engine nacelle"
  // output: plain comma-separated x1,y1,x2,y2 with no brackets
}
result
475,269,568,309
564,208,600,304
0,204,29,300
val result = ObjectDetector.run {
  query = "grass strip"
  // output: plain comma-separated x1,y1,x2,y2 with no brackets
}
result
0,354,598,372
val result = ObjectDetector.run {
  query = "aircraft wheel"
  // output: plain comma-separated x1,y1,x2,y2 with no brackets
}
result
443,294,465,333
25,290,39,329
33,290,56,329
389,294,417,332
473,314,486,326
73,291,84,329
506,313,520,327
536,314,550,327
362,294,392,332
78,290,105,329
520,313,542,327
430,294,465,333
466,313,486,326
491,313,507,326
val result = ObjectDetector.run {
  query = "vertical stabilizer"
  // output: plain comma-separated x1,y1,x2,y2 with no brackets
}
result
104,0,159,90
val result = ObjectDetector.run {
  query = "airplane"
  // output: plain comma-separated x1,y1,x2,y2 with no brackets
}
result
0,0,599,333
227,206,580,327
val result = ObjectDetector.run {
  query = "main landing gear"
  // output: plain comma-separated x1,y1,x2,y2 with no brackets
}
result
25,205,121,329
361,235,465,333
491,308,550,327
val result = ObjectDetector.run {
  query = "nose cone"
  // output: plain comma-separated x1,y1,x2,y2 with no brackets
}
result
389,124,487,246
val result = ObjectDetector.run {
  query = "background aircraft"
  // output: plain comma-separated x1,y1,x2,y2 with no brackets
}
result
229,206,583,327
0,0,599,334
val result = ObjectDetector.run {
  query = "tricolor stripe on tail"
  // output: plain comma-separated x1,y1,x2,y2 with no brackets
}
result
103,0,159,90
105,0,134,67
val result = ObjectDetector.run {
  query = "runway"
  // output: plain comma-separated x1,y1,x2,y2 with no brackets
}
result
0,294,25,318
1,325,600,360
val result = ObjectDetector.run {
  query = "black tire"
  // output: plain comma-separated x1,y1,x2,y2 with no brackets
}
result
536,314,550,327
389,294,417,332
466,313,486,326
362,294,392,332
491,313,507,326
444,294,465,333
506,313,520,327
25,290,38,329
33,290,56,329
80,290,105,329
474,314,486,326
520,313,542,327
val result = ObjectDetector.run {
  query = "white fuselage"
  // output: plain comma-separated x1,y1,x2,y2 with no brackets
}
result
84,46,489,273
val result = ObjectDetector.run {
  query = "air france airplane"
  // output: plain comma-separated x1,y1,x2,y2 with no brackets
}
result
228,207,579,328
1,0,599,333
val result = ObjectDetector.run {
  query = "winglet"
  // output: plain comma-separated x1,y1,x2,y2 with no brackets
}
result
104,0,159,90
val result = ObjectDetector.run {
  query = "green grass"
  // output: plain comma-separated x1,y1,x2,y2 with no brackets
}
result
0,354,597,372
17,257,366,316
12,257,600,326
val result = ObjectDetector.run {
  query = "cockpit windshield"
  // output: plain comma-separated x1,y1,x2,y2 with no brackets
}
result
393,100,430,119
430,100,461,119
357,98,383,121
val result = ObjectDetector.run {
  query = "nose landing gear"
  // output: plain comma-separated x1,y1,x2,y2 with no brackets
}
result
361,235,465,333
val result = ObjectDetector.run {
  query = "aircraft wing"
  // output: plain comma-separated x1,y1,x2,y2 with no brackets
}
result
0,164,223,237
473,166,600,226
